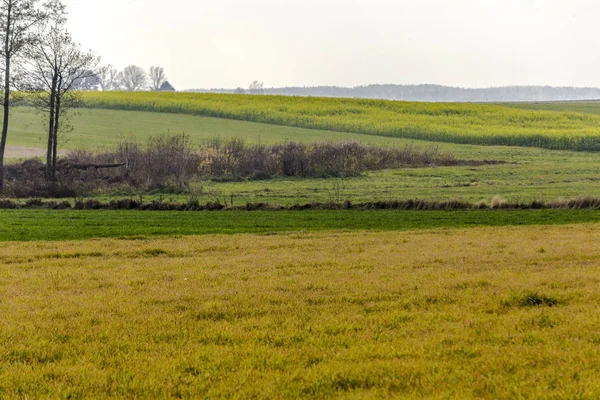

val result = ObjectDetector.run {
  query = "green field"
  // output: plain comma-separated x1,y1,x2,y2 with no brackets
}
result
2,209,600,242
6,106,410,150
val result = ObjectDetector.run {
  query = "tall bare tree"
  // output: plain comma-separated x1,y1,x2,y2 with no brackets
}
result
98,64,121,91
24,23,99,181
148,65,166,91
0,0,55,190
121,65,146,91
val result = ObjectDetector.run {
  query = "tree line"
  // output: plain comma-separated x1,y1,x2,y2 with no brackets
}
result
0,0,173,192
193,84,600,102
94,65,175,92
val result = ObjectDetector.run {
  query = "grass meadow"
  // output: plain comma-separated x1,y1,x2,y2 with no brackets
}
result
1,225,600,398
5,106,412,151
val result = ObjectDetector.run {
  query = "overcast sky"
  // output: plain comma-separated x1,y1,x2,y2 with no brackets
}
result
63,0,599,90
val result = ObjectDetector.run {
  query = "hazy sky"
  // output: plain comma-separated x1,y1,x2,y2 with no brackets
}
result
63,0,599,90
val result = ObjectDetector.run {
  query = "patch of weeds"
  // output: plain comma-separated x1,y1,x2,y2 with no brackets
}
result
503,291,565,308
141,248,170,257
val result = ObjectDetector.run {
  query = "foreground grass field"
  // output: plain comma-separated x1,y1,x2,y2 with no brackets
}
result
77,91,600,150
1,225,600,398
2,209,600,241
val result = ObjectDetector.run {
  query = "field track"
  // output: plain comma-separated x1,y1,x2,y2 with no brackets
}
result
3,145,46,158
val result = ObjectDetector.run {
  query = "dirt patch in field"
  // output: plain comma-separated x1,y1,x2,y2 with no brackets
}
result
5,145,45,159
4,145,67,159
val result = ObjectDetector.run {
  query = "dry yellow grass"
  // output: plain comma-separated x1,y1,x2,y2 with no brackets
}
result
1,225,600,398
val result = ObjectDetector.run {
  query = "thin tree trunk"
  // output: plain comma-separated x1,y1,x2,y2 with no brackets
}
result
52,93,60,182
0,0,12,192
46,82,57,181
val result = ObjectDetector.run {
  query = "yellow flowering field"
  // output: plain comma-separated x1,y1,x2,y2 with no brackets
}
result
79,91,600,150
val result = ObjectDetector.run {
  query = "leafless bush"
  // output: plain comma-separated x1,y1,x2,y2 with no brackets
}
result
198,139,466,180
114,133,201,190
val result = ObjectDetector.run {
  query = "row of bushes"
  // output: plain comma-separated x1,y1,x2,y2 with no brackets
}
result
79,135,484,184
1,134,499,198
3,196,600,211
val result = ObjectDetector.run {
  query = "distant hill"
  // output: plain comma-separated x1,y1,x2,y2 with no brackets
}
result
186,84,600,103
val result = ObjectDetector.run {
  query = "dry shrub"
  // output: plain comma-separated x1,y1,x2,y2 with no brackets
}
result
106,133,201,190
198,139,467,180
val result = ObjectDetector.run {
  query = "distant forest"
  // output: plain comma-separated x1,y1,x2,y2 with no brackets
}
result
187,84,600,103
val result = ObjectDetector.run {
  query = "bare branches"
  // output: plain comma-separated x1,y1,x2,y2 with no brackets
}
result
99,65,170,92
121,65,147,91
24,21,99,181
148,65,166,91
97,64,121,91
0,0,61,191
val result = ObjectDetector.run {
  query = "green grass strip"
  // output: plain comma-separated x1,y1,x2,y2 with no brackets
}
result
1,209,600,242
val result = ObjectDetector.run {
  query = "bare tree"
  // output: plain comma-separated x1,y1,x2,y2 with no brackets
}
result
0,0,56,190
148,65,166,91
24,22,99,181
97,64,121,91
121,65,147,91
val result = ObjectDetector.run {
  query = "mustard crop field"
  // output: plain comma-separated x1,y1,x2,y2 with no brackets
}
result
508,101,600,116
1,225,600,398
78,92,600,151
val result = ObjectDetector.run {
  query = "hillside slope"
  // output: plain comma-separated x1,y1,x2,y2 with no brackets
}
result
80,92,600,151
